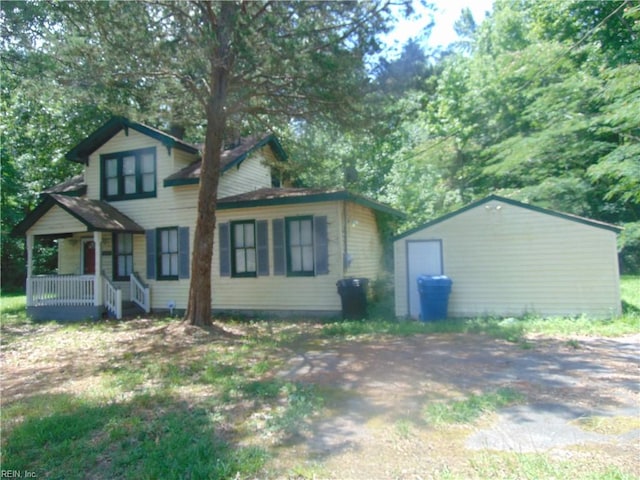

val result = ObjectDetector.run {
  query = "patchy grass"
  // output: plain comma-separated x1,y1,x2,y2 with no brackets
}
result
1,279,638,479
323,276,640,341
2,393,269,479
0,320,322,479
0,292,28,327
467,451,636,480
573,415,640,435
423,388,524,426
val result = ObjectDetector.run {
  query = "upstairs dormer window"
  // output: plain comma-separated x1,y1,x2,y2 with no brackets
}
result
101,147,156,201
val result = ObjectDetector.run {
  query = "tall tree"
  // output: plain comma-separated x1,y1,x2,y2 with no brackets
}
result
5,1,401,324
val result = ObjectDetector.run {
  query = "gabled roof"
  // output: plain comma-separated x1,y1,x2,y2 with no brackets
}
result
218,187,405,217
163,134,287,187
65,116,200,164
394,194,622,241
12,194,145,236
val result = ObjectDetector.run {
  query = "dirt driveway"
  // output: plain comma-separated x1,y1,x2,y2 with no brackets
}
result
1,320,638,478
275,333,640,478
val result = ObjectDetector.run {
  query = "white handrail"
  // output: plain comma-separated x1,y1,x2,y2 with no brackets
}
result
103,275,122,319
28,275,94,307
130,272,150,313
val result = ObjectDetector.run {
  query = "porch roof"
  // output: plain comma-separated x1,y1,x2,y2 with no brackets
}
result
12,194,145,236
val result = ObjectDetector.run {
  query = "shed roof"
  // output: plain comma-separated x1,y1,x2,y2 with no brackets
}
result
218,187,405,217
163,134,287,187
12,194,145,236
394,194,622,240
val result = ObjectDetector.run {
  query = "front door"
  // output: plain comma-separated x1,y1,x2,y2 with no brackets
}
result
407,240,443,319
82,240,96,275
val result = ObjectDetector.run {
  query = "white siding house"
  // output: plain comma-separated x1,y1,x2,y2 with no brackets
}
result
394,195,622,319
13,117,401,320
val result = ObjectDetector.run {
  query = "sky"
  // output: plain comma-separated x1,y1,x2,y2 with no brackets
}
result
382,0,495,56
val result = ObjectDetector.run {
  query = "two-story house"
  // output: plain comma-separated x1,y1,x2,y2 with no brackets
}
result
13,117,402,320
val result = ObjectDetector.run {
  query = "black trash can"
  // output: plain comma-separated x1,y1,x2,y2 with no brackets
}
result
336,278,369,320
417,275,452,321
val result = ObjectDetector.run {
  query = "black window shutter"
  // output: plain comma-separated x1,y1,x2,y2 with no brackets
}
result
219,222,231,277
178,227,190,279
256,220,269,276
272,218,285,276
146,229,156,279
314,216,329,275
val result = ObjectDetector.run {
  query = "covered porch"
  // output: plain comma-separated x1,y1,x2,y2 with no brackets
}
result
13,194,149,321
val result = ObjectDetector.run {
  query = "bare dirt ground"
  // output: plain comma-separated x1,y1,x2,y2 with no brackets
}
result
274,333,640,478
1,321,639,479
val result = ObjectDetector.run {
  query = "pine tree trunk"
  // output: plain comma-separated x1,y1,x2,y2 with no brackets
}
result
183,2,236,327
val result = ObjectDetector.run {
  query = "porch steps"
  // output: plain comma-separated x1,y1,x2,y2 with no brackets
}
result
108,301,146,319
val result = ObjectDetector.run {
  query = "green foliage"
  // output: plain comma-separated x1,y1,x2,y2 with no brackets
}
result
387,0,640,269
2,394,268,479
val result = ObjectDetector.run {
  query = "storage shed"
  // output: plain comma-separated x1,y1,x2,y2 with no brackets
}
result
394,195,622,319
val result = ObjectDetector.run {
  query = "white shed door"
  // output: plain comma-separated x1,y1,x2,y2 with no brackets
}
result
407,240,443,319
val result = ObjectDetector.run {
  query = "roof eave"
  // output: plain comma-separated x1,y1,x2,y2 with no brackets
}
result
221,134,288,174
218,189,404,218
394,194,622,241
65,116,199,164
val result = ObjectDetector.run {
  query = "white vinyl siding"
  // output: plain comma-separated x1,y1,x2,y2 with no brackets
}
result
82,130,197,309
213,202,343,312
218,150,273,197
67,127,388,314
394,199,621,318
27,206,86,236
343,202,384,280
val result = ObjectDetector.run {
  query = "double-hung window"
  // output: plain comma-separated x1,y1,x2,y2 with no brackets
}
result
286,216,314,276
158,227,179,280
113,233,133,280
101,147,156,200
232,221,256,277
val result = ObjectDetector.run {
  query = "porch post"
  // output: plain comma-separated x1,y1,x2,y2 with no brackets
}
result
26,234,33,306
94,231,103,306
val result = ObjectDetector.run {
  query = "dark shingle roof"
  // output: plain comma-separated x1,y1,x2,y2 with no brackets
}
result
163,134,287,187
218,187,404,217
42,174,87,196
12,194,145,236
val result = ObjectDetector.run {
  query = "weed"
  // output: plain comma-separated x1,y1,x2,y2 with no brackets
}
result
469,451,636,480
265,383,324,438
566,339,581,349
424,387,524,425
394,418,412,438
573,415,640,435
289,461,329,479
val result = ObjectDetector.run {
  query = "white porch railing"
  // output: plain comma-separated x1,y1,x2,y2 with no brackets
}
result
28,275,94,307
130,272,150,313
103,275,122,319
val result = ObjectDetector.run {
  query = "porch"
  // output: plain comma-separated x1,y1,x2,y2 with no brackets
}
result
27,270,150,321
14,194,148,321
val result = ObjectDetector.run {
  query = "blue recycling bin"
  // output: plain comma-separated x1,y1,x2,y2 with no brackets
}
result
417,275,452,321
